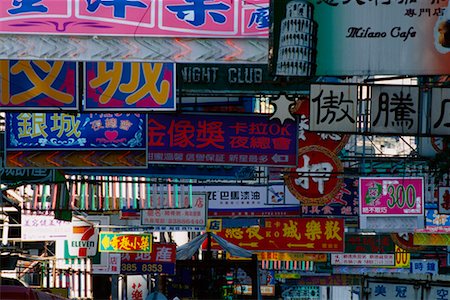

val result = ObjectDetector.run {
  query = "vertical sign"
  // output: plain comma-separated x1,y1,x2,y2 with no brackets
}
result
431,88,450,135
309,84,358,133
370,85,420,135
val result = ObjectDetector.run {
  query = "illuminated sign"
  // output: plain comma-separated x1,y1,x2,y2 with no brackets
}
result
99,232,152,253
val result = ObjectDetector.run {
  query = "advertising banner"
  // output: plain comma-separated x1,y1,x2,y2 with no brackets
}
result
120,244,176,275
6,112,146,150
193,185,301,217
84,62,175,111
269,0,450,76
0,60,78,110
359,177,424,216
212,217,344,253
98,232,152,253
140,194,207,231
0,0,268,37
148,113,298,167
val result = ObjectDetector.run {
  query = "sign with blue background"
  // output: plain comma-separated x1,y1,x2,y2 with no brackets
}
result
6,113,146,150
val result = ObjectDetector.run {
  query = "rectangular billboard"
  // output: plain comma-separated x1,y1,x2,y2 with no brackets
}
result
269,1,450,76
147,113,298,167
359,177,424,216
0,60,78,110
0,0,269,37
84,62,175,111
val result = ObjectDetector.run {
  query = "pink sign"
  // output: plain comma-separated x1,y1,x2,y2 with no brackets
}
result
0,0,268,37
359,177,424,216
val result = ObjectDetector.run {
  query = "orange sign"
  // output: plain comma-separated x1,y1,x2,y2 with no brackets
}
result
212,217,344,253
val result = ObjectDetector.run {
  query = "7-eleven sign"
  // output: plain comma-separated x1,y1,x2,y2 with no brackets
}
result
68,223,98,257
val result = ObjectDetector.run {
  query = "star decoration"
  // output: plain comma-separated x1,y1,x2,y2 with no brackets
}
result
269,94,296,124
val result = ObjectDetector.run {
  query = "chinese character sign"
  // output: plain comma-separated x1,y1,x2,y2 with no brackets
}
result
148,113,298,167
370,85,419,135
99,232,152,253
121,243,176,275
309,84,357,133
431,88,450,135
359,177,424,216
0,60,77,110
270,0,450,76
85,62,175,111
0,0,268,37
6,113,146,150
213,217,344,253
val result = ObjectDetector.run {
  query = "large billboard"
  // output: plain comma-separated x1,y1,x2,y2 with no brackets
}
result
269,0,450,76
0,0,269,37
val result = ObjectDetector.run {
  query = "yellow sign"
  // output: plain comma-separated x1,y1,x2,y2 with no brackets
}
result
98,232,152,253
206,219,222,232
394,245,410,268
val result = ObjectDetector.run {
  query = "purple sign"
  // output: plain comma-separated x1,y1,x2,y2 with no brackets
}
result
147,113,298,166
0,60,78,110
359,177,424,216
84,62,175,111
0,0,268,37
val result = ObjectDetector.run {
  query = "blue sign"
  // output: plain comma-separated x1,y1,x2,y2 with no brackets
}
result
6,113,146,150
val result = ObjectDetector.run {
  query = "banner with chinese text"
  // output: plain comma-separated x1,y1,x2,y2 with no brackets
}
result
99,232,152,253
211,217,344,253
84,62,175,111
148,113,298,167
0,0,269,37
0,60,78,110
120,243,176,275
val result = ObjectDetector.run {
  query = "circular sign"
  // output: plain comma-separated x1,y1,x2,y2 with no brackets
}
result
284,146,344,206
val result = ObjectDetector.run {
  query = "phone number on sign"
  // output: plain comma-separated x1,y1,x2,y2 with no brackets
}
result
121,262,175,275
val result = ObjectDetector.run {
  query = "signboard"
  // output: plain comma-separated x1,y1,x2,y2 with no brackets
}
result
344,234,395,254
284,146,344,206
293,274,361,286
431,88,450,135
147,113,298,167
177,63,309,96
439,187,450,214
0,168,54,184
6,113,146,150
331,254,395,266
257,252,327,263
359,177,424,216
212,217,344,253
194,185,301,217
410,259,439,275
269,1,450,76
98,232,152,253
68,221,98,258
366,281,420,300
0,60,78,110
309,84,357,133
140,194,207,231
370,85,420,135
0,0,269,37
84,62,175,111
21,213,72,241
120,244,176,275
414,232,450,246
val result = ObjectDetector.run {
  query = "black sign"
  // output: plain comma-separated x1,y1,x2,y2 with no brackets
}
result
177,63,310,96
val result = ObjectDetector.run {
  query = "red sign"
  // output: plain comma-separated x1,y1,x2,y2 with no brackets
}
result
284,146,344,206
121,244,176,263
211,217,344,253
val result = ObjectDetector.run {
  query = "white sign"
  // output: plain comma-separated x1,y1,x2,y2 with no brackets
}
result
309,84,358,133
367,282,420,300
140,194,206,230
431,88,450,135
410,259,439,275
21,214,72,241
370,85,420,135
127,275,149,300
331,254,394,266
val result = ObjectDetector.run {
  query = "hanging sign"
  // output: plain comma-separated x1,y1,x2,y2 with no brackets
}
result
0,60,78,110
98,232,152,253
84,62,175,111
120,244,176,275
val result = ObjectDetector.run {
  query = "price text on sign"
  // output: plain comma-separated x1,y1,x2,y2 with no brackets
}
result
359,177,424,216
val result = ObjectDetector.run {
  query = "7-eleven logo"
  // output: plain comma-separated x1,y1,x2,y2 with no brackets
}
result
68,225,98,257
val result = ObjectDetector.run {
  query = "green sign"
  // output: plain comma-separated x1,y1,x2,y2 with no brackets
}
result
177,63,310,96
